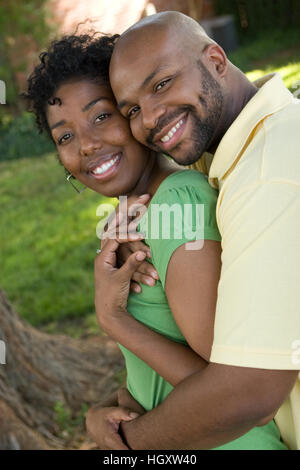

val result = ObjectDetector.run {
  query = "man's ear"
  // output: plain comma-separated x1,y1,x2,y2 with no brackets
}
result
203,44,228,78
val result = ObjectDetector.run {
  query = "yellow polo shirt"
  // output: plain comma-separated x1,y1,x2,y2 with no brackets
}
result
190,73,300,449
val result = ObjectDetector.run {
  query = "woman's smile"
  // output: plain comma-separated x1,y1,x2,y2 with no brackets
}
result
88,152,122,180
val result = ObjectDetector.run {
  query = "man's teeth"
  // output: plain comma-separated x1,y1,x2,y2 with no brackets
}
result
161,119,184,143
92,155,119,175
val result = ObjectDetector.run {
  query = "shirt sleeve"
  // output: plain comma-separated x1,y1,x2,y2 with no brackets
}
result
140,174,221,288
210,181,300,370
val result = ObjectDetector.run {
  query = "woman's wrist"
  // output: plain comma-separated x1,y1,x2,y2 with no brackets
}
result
98,308,131,339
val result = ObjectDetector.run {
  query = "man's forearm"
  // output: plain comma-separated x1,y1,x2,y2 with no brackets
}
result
102,311,207,386
120,364,297,450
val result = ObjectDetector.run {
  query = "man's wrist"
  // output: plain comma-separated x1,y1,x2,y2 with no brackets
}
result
119,420,132,450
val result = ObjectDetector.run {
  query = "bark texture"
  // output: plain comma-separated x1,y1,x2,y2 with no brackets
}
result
0,288,124,450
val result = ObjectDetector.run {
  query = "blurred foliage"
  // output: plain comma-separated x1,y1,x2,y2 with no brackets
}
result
0,0,54,117
214,0,300,41
0,151,117,326
0,112,54,161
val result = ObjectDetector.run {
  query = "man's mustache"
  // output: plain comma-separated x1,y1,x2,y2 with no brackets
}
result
146,106,196,146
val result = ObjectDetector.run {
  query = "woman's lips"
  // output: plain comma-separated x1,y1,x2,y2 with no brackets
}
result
89,152,122,181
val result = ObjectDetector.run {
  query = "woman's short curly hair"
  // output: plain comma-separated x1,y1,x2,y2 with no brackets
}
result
24,33,119,138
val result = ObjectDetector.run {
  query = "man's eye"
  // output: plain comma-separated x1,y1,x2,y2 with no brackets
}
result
128,106,140,118
156,79,171,92
95,113,110,123
58,133,72,145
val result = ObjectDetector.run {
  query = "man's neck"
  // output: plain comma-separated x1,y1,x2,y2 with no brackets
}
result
209,75,258,155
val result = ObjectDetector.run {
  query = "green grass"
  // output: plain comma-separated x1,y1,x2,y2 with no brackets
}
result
0,152,117,327
229,29,300,91
0,30,299,333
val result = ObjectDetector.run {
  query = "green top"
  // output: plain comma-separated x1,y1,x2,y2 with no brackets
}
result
119,170,287,450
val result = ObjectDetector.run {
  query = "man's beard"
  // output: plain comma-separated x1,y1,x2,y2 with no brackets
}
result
145,63,224,165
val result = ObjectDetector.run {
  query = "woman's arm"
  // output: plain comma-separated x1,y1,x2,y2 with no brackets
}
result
95,239,221,386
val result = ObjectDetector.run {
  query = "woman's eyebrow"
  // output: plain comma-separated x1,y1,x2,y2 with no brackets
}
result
82,96,111,112
50,97,112,130
50,120,66,131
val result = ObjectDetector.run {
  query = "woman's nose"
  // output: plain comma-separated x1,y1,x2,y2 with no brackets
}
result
79,130,102,157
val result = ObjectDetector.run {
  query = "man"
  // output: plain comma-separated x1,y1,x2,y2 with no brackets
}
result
87,11,300,449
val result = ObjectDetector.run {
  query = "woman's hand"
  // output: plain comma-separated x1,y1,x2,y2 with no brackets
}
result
94,237,147,332
101,193,159,293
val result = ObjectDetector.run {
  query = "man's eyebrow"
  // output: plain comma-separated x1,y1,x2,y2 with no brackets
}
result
82,96,111,112
117,65,169,112
140,64,169,90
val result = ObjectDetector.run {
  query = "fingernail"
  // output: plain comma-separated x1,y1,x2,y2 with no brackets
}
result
152,271,159,280
139,194,149,199
130,233,144,240
136,252,146,261
129,412,139,418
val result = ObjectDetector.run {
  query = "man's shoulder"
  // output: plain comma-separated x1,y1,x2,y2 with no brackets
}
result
261,99,300,183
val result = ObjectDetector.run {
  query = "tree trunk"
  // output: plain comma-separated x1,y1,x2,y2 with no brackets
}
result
0,288,124,450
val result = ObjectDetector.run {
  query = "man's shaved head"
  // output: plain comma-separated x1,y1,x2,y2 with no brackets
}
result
115,11,216,56
109,11,252,165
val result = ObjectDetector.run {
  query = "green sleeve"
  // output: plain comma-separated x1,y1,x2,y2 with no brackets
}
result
139,171,221,288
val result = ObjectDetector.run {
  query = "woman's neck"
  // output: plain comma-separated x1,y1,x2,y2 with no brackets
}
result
127,152,179,201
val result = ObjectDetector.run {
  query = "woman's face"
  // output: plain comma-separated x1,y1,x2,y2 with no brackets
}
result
46,79,150,197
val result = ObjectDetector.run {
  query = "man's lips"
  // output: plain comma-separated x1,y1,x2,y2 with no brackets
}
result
152,113,188,151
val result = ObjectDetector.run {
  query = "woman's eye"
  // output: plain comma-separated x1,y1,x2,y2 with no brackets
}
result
156,79,171,92
95,113,110,123
128,106,140,118
58,133,72,145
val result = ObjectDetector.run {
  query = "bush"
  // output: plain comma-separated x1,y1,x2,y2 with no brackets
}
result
0,112,54,161
214,0,300,41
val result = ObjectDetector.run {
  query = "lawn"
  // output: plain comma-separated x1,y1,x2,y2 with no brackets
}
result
0,29,299,336
0,151,116,333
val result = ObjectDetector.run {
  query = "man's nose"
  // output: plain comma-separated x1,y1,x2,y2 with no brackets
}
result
141,100,166,130
79,130,102,156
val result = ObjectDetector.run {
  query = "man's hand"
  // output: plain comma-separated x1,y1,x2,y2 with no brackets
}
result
118,242,159,293
85,404,139,450
118,387,145,416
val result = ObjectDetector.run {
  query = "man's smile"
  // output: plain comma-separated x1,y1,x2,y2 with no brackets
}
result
151,112,188,151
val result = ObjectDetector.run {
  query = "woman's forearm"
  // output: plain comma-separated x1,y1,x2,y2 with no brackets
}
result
101,311,207,387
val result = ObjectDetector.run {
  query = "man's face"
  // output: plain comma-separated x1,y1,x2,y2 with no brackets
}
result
110,29,224,165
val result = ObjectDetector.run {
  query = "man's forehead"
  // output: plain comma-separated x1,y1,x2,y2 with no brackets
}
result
114,25,178,66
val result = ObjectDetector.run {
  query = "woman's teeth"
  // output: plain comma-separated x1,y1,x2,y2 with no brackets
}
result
92,155,119,175
161,119,184,143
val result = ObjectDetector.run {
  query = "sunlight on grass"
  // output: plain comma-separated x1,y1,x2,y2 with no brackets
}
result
246,62,300,91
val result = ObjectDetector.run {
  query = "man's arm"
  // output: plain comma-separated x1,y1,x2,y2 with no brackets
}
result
120,364,298,449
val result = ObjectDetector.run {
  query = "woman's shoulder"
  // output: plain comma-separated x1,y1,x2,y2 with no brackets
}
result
152,169,218,205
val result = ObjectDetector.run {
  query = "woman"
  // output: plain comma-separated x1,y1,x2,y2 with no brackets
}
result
24,33,286,450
